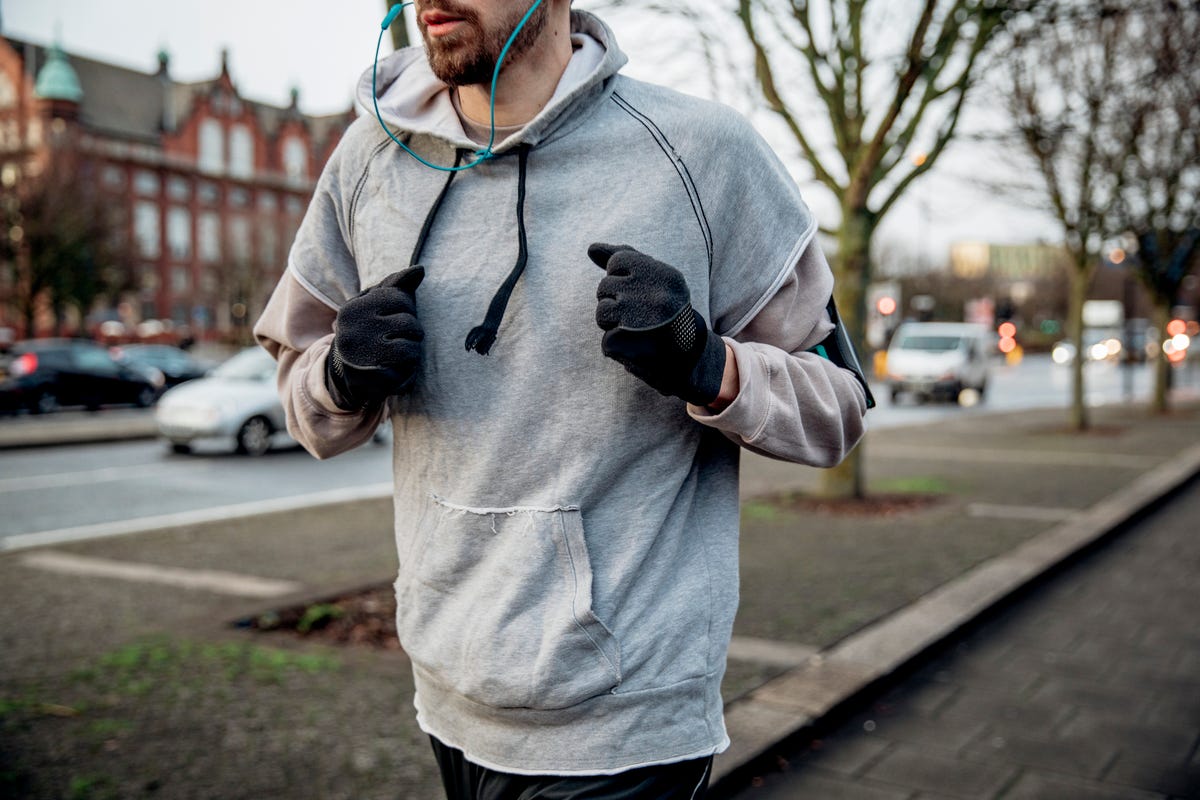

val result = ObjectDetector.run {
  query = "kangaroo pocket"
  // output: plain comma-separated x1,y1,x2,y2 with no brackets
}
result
395,494,623,710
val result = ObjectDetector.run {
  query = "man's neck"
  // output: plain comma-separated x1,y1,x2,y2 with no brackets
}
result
455,14,574,128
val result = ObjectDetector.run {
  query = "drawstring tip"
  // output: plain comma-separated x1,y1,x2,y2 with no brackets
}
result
465,325,498,355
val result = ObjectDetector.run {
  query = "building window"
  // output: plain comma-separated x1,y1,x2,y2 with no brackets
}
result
197,180,219,205
167,176,190,201
283,137,307,183
171,267,190,293
26,117,42,148
259,225,278,267
140,267,160,291
102,165,125,189
229,216,250,263
0,74,15,110
199,118,224,173
285,196,304,215
134,202,160,258
0,121,19,151
198,212,220,263
134,169,160,196
230,124,254,178
258,191,276,212
228,187,250,209
167,207,191,260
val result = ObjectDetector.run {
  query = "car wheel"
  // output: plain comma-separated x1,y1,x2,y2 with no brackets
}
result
169,442,192,455
236,416,273,456
135,386,157,408
33,391,59,415
890,387,901,403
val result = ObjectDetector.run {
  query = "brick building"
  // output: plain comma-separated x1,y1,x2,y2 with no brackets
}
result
0,34,354,341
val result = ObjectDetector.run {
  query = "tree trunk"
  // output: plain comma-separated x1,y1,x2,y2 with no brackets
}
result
818,206,873,499
1066,262,1092,431
1151,301,1171,413
385,1,412,50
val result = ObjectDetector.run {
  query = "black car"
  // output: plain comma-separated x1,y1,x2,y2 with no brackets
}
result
111,344,214,387
0,339,164,414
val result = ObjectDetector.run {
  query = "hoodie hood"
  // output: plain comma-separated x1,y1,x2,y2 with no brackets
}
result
359,9,627,153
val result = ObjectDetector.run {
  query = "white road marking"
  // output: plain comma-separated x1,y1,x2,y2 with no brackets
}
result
727,636,819,668
0,461,212,493
19,551,303,598
873,445,1159,470
967,503,1079,522
0,482,393,552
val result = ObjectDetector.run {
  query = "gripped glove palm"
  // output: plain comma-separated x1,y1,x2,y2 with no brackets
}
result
325,267,425,410
589,243,726,406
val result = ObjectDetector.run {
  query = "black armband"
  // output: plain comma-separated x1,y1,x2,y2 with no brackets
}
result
808,298,876,409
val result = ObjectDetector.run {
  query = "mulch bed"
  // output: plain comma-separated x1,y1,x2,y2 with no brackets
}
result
246,583,401,650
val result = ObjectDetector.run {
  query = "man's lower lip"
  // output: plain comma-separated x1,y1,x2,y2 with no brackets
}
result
426,19,464,36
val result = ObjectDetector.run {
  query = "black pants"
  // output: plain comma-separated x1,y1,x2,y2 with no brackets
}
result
429,737,712,800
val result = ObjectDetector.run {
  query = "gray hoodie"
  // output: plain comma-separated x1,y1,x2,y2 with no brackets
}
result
254,10,866,776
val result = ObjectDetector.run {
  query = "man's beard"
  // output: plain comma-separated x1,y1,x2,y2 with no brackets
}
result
418,1,550,87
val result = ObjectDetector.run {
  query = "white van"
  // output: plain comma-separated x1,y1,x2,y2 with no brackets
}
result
885,322,991,403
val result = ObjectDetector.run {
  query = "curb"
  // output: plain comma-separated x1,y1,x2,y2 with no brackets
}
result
709,440,1200,792
0,418,156,450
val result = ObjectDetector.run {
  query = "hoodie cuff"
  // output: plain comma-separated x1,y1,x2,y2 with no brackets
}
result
686,337,769,438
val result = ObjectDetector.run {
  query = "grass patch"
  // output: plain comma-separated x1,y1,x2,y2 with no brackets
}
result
741,499,788,522
72,636,340,694
871,475,952,494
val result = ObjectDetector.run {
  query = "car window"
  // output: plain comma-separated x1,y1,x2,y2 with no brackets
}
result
73,346,121,375
894,335,963,352
36,349,72,369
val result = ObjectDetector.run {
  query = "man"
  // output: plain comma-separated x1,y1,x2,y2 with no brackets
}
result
254,0,869,796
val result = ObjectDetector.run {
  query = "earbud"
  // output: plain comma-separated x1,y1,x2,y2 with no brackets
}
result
381,2,410,31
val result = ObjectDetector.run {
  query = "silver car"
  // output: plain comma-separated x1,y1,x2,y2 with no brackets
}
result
155,347,291,455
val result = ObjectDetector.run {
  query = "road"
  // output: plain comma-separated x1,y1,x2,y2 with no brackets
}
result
1,354,1195,545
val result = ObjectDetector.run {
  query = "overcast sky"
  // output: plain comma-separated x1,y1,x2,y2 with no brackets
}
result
3,0,1063,265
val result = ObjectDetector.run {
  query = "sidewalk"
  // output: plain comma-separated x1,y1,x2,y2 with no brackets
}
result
729,473,1200,799
0,401,1197,799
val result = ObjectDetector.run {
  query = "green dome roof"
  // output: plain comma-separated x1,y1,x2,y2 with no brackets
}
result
34,42,83,103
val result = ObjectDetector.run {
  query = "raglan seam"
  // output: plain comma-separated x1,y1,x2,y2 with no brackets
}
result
610,91,713,272
347,136,398,247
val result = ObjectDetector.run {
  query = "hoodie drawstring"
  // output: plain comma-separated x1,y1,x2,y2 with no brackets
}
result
465,144,532,355
409,148,463,266
408,144,533,357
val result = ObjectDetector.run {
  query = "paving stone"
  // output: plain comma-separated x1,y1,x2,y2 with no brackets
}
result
794,735,893,777
999,771,1168,800
960,730,1118,780
1102,752,1200,797
864,743,1018,799
747,766,915,800
938,690,1076,740
878,679,960,718
1058,714,1200,761
1027,676,1155,716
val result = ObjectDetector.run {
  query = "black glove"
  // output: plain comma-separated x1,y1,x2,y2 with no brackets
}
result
325,267,425,410
589,243,726,405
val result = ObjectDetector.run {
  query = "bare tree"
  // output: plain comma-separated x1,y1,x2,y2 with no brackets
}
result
1002,1,1156,430
0,154,135,338
599,0,1041,497
384,1,413,50
1106,1,1200,413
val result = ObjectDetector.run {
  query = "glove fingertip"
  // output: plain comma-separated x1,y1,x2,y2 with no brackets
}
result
587,242,635,270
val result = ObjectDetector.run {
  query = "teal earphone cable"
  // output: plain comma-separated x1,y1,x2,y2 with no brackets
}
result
373,0,545,172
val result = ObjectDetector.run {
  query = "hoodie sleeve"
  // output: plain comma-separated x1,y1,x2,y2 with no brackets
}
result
679,104,866,466
254,272,387,460
687,240,867,467
253,125,386,460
